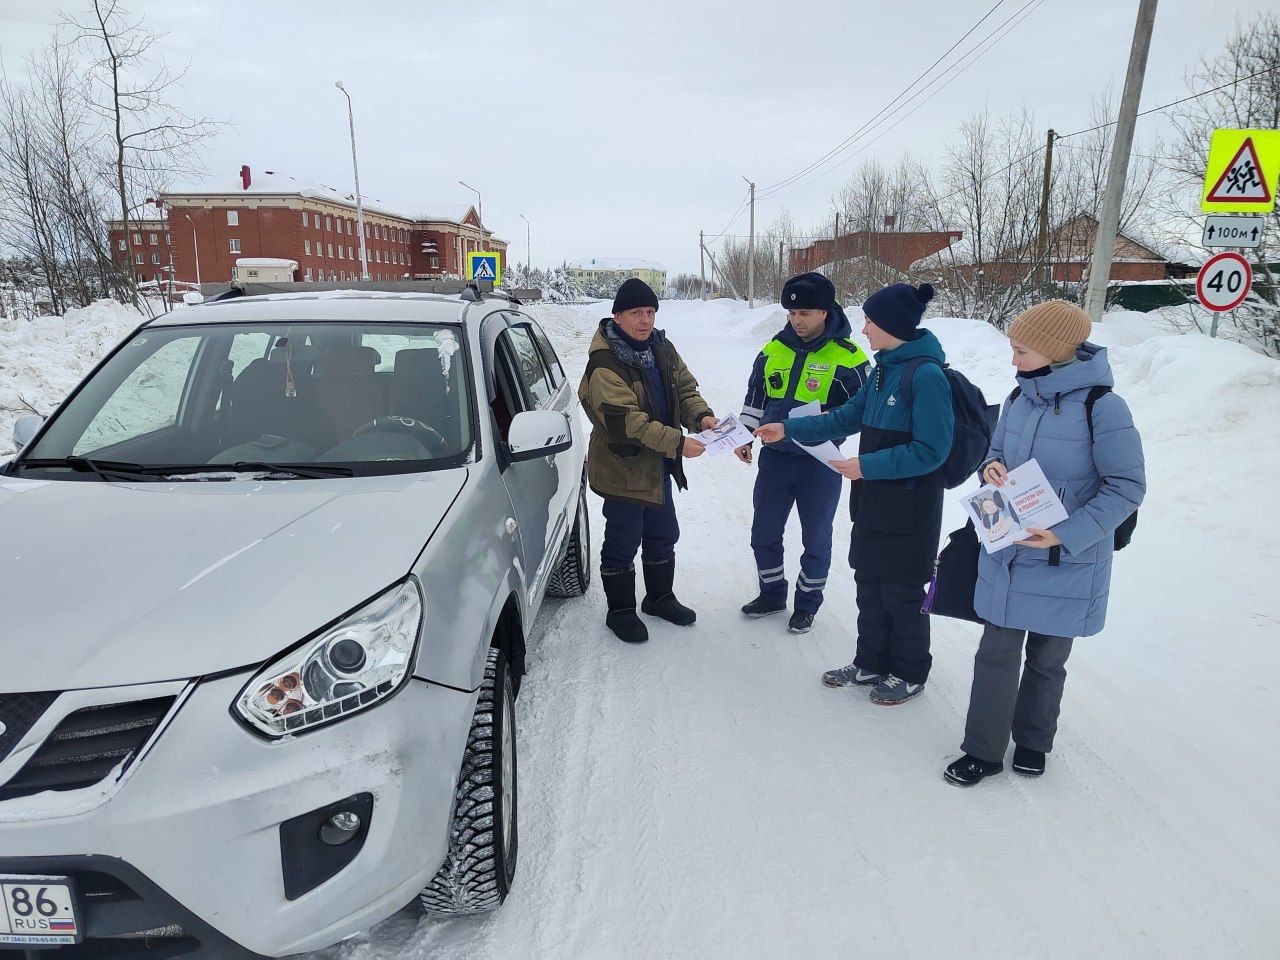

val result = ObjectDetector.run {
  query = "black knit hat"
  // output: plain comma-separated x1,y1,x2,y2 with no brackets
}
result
781,272,835,312
862,282,935,340
612,277,660,314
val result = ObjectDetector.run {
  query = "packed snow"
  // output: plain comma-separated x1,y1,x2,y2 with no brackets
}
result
3,296,1277,957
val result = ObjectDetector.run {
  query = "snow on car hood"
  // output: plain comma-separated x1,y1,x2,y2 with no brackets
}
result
0,470,467,692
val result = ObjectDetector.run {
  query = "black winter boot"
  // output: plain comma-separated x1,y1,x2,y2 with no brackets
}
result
640,557,696,626
944,754,1004,787
601,567,648,644
1012,746,1046,776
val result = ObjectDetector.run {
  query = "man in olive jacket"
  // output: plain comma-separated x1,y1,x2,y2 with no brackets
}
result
578,278,716,644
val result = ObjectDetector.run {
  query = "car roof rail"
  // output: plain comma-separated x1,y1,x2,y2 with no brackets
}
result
194,280,543,306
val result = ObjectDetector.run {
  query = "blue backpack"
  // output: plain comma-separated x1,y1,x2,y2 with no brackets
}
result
901,356,999,489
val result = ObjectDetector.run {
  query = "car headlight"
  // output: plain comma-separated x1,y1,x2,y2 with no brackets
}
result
234,579,423,738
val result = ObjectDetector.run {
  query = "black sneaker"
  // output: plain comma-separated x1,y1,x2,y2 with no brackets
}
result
944,755,1005,787
787,610,814,634
741,595,787,618
1012,746,1046,776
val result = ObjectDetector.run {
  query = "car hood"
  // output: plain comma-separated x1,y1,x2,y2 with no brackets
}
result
0,470,467,692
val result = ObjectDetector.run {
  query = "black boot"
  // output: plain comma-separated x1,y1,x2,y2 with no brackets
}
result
640,557,696,626
601,567,648,644
1012,746,1046,776
943,754,1004,787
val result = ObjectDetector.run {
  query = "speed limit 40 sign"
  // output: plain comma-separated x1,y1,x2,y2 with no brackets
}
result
1196,251,1253,312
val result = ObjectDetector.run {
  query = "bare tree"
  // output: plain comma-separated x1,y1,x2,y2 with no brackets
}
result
64,0,216,296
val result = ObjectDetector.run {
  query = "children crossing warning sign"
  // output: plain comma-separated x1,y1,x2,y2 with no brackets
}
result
1201,129,1280,213
466,251,502,284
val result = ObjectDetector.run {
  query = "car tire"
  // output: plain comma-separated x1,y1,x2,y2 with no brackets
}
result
545,484,591,598
420,647,518,918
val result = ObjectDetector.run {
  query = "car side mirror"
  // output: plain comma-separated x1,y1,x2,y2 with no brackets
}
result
13,414,44,451
507,410,572,463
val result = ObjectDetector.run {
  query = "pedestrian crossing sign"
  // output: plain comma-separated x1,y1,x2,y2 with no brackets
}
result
467,251,502,284
1202,129,1280,213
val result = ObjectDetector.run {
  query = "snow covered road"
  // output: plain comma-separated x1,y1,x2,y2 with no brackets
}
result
322,301,1280,959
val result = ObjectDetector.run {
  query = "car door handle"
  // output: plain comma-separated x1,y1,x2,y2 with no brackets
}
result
505,517,518,536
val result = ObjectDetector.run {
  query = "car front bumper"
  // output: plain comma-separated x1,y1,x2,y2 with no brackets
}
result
0,671,477,957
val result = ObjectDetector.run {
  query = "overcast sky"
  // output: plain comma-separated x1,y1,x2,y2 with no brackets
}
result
0,0,1272,276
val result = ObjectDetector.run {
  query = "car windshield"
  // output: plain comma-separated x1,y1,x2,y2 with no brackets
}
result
17,320,472,478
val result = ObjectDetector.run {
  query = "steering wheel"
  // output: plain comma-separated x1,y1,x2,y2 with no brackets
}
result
351,416,449,456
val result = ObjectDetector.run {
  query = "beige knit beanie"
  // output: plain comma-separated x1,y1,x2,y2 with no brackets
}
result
1007,300,1092,363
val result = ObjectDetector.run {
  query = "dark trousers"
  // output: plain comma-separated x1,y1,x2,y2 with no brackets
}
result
962,623,1074,763
853,575,931,684
600,476,679,571
750,449,842,613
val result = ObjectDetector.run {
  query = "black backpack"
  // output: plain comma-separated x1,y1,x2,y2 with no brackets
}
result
1008,384,1138,551
901,356,1000,490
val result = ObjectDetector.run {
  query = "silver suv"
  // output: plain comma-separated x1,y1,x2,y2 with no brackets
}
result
0,288,591,956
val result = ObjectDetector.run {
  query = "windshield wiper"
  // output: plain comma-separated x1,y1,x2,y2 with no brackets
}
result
16,456,150,481
225,461,354,479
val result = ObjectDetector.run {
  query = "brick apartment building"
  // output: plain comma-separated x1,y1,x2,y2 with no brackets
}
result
109,167,507,286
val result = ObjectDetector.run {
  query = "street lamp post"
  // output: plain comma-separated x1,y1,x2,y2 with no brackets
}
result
183,214,201,288
519,214,530,284
458,180,482,225
335,81,370,280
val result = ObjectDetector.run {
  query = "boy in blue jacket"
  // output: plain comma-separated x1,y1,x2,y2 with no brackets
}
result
754,283,952,704
736,273,871,634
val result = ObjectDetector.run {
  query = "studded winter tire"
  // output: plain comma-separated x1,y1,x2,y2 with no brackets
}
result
420,647,518,917
545,484,591,599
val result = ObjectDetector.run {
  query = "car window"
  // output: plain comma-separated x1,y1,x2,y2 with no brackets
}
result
73,335,201,454
503,327,553,408
25,322,473,478
522,319,564,388
227,331,272,378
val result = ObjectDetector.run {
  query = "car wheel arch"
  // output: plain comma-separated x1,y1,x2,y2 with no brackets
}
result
491,592,526,695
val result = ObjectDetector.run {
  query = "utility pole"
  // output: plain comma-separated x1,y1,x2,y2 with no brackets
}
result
699,230,706,299
1036,128,1057,288
779,240,785,291
1084,0,1158,322
520,214,531,283
833,211,841,294
743,177,755,307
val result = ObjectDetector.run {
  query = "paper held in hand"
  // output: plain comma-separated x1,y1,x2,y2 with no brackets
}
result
787,401,847,474
692,414,756,456
960,459,1069,554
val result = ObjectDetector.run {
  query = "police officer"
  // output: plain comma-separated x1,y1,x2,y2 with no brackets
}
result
736,272,871,633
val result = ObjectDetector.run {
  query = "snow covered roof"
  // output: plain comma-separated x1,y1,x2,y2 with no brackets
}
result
164,170,484,229
569,257,666,272
414,203,477,225
235,257,299,267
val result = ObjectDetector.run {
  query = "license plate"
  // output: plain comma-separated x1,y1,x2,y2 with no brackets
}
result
0,876,82,946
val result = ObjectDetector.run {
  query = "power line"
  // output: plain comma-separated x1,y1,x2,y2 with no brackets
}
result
929,64,1280,207
758,1,1011,198
1057,65,1280,139
706,190,751,243
760,0,1044,202
757,0,1044,201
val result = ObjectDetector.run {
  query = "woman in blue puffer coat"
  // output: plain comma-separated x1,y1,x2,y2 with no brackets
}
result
945,301,1146,787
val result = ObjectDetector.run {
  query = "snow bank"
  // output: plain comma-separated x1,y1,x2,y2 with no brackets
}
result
0,300,148,457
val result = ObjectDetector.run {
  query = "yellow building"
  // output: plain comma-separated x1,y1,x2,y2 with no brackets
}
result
568,257,667,293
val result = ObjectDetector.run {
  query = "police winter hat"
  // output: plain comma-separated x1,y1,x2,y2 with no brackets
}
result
862,283,935,341
612,277,660,314
1008,300,1092,363
781,272,836,312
